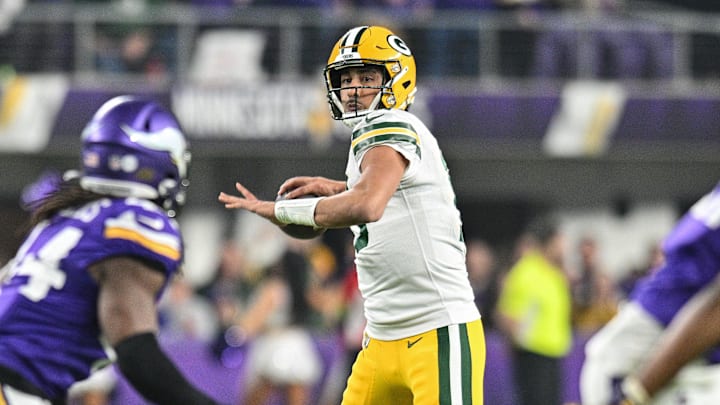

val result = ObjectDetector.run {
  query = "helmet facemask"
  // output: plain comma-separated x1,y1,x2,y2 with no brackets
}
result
325,61,395,124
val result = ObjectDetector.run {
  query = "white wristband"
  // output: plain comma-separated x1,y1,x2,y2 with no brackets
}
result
622,375,650,405
274,197,324,227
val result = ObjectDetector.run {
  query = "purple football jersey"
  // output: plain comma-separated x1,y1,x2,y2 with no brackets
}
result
0,197,182,400
633,184,720,361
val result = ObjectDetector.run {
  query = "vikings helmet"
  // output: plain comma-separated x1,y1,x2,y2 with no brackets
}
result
79,96,191,217
324,25,417,122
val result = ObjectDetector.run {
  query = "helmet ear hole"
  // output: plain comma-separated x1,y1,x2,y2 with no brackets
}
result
402,81,411,89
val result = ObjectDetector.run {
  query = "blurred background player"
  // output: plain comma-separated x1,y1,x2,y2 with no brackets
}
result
581,180,720,405
0,96,219,405
611,271,720,405
218,25,485,405
570,234,620,337
495,215,573,405
227,242,323,405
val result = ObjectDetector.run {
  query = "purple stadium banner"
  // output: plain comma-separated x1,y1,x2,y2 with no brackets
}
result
46,85,720,147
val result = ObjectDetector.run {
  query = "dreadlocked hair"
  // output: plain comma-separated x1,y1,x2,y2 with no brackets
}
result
23,178,104,234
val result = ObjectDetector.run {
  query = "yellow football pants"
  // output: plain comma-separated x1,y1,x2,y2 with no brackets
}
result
341,319,486,405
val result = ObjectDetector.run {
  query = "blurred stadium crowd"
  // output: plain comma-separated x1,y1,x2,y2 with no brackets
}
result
1,0,720,404
1,0,720,80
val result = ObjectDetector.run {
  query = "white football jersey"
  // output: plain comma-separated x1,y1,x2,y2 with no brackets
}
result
345,109,480,340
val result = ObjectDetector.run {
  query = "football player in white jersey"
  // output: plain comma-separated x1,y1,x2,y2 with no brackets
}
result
219,25,485,405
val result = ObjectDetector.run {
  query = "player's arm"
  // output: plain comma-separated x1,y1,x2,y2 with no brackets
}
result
218,145,407,228
494,273,525,342
617,272,720,404
90,257,218,405
313,145,407,227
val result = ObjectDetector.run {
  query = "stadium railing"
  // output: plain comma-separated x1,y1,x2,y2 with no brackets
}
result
3,2,720,92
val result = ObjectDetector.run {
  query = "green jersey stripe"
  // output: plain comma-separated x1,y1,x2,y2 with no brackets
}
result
352,121,416,140
352,134,421,158
354,224,369,253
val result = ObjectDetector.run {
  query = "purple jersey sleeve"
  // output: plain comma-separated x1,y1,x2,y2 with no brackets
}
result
0,197,182,400
632,184,720,362
634,185,720,326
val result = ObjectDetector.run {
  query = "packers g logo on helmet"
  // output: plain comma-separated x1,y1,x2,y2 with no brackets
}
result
324,26,417,122
388,35,411,56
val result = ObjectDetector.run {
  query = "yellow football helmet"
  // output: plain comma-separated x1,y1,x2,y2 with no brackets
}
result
324,25,417,121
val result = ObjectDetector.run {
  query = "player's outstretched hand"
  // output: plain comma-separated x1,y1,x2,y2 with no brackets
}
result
218,182,279,225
